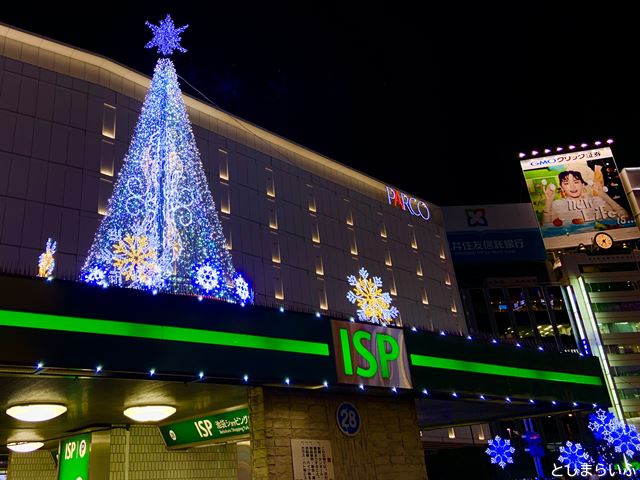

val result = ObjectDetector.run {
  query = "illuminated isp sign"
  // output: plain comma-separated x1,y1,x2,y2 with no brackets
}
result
385,186,430,220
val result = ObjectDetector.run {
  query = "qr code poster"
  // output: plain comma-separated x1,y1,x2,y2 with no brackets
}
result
291,439,335,480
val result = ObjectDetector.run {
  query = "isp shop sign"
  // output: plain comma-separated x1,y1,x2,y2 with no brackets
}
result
159,406,250,449
58,433,90,480
331,319,412,389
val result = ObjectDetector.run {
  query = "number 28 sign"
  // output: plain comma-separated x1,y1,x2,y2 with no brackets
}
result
336,402,361,436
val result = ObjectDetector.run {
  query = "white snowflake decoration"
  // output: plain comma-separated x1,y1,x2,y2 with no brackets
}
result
235,275,250,302
195,265,220,292
588,409,618,440
558,441,591,470
85,267,107,286
607,423,640,458
346,267,400,326
485,435,515,469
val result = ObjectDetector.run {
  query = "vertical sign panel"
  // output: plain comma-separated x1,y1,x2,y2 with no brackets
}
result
58,433,91,480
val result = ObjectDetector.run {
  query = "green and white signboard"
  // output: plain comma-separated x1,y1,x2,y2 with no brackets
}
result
58,433,90,480
158,406,250,449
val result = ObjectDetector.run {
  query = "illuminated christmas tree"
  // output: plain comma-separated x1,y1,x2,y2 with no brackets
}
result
81,15,251,304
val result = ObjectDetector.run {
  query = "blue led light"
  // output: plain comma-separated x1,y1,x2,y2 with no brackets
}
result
145,14,188,56
243,374,249,382
422,388,428,395
149,368,156,376
452,392,458,398
323,381,328,388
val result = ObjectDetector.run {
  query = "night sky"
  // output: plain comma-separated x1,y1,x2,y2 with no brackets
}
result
1,3,637,206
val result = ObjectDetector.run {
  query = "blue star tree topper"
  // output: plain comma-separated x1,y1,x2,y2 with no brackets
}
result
145,14,188,56
81,16,252,304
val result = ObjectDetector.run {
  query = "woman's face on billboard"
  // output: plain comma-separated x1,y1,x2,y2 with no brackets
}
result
560,174,585,198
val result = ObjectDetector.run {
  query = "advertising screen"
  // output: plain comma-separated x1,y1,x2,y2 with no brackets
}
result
520,147,639,250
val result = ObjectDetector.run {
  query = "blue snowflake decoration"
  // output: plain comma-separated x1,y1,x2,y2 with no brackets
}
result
234,274,251,303
145,14,188,56
607,423,640,458
558,441,591,470
82,266,108,287
485,435,515,469
193,264,220,293
588,409,618,440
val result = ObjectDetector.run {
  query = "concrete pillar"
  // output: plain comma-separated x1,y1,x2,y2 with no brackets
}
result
250,386,427,480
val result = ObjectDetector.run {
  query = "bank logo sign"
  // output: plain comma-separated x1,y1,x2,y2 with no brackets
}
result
331,320,412,389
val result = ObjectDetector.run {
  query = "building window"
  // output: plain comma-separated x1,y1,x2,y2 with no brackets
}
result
319,280,328,311
269,208,278,230
266,168,275,198
389,272,397,296
219,152,229,181
271,241,281,264
422,289,429,305
416,260,423,277
439,247,446,260
312,223,320,243
410,229,418,250
350,234,358,256
385,249,392,267
98,178,112,215
380,224,387,239
102,103,116,139
315,256,324,276
100,139,114,176
220,184,230,214
451,302,458,313
225,232,232,251
445,274,452,286
275,274,284,301
346,209,354,227
306,184,316,213
448,427,456,439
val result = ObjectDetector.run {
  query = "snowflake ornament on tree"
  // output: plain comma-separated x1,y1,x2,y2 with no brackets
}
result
194,264,220,293
485,435,515,469
346,268,400,326
37,238,57,278
83,266,107,287
234,275,251,303
558,441,592,470
589,409,618,440
607,423,640,458
112,234,158,286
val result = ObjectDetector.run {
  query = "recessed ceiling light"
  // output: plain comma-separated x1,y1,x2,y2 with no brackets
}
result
6,404,67,422
123,405,176,422
7,442,44,453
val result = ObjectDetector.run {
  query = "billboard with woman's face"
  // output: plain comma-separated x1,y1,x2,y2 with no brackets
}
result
521,147,639,250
